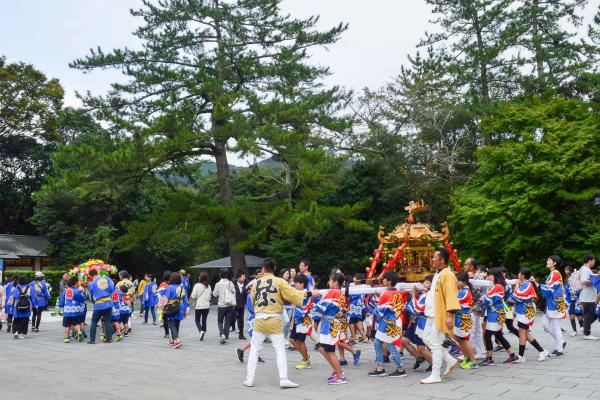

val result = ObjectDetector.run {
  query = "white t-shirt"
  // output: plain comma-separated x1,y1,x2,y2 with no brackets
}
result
579,266,597,303
425,270,441,318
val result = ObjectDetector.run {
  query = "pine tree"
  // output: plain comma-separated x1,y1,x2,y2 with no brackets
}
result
71,0,347,268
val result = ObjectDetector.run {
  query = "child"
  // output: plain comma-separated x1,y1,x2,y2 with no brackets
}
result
8,275,33,339
119,284,133,336
453,272,477,369
289,274,313,369
109,285,123,342
479,268,519,366
142,274,158,325
414,275,433,372
540,255,567,356
58,276,86,343
157,270,172,338
236,280,265,364
316,273,348,385
368,271,408,378
403,288,432,371
511,267,549,362
164,272,189,348
336,275,361,368
348,274,368,344
565,266,584,336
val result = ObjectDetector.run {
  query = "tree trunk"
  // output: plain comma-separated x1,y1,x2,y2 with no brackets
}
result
214,138,247,269
531,0,545,93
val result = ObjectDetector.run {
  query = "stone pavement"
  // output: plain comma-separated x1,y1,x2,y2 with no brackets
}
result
1,309,600,400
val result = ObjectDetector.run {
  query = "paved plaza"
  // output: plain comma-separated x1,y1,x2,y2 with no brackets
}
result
1,309,600,400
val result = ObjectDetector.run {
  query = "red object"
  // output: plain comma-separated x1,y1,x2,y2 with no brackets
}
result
443,239,461,271
366,240,384,280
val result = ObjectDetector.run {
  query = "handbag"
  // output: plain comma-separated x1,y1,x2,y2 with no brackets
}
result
224,282,236,306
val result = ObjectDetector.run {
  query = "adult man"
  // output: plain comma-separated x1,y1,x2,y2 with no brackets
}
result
87,269,115,344
298,259,314,290
421,247,461,384
30,272,51,332
578,254,598,340
59,273,70,297
244,258,309,389
233,270,247,340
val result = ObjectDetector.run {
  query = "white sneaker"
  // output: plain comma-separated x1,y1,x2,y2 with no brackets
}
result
537,350,549,362
580,327,584,333
514,355,526,363
583,335,599,340
19,334,25,339
420,376,442,384
280,379,299,389
243,379,254,387
443,358,458,376
570,331,578,337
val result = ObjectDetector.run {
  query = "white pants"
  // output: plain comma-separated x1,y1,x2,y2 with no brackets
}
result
246,331,288,382
542,315,564,352
422,317,455,380
472,313,485,355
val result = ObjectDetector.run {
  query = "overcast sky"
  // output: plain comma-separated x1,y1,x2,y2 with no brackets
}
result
1,0,598,164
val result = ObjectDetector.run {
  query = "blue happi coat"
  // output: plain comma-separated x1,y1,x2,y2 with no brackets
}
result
142,281,158,308
9,284,33,318
30,280,51,309
164,284,188,321
58,287,87,317
88,276,115,311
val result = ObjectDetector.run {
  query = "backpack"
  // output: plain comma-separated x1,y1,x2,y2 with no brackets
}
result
569,268,583,292
16,286,31,313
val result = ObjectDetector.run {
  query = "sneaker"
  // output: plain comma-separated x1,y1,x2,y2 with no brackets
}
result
413,355,425,370
114,335,122,342
173,339,182,349
200,331,205,341
237,348,244,363
502,354,519,364
77,332,84,342
460,359,471,369
479,358,495,367
383,355,390,363
358,336,369,343
19,334,25,339
239,334,247,340
64,338,71,343
424,365,432,372
329,375,348,385
314,343,320,351
280,379,299,389
466,360,479,369
513,355,526,364
443,358,458,376
551,350,563,356
537,350,549,362
243,379,254,387
389,369,407,378
420,376,442,384
347,340,357,346
583,335,599,340
220,335,226,344
82,332,88,339
570,331,578,337
87,340,96,345
368,368,387,377
353,349,362,365
339,359,348,366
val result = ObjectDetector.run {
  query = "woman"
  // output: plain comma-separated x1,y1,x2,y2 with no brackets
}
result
190,272,211,341
213,268,235,344
540,255,567,355
479,268,519,366
289,268,297,285
9,275,33,339
30,272,51,333
164,272,189,348
142,274,158,325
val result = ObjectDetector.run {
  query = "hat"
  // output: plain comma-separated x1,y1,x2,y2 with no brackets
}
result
179,269,186,274
34,271,44,278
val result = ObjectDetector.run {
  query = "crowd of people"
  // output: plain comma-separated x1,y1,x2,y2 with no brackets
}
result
0,251,599,389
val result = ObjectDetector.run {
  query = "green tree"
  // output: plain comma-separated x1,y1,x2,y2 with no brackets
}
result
0,57,64,233
70,0,347,268
450,96,600,274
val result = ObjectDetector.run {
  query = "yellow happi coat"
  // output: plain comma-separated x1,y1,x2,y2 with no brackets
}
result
251,273,306,335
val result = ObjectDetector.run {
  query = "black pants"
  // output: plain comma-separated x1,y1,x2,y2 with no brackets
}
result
6,314,13,330
195,309,209,333
234,307,245,335
32,308,43,329
168,319,181,340
217,306,233,339
89,308,112,342
582,302,597,336
484,329,511,352
504,318,520,337
12,317,29,335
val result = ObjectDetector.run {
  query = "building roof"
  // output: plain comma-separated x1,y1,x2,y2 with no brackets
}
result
190,255,266,270
0,234,50,258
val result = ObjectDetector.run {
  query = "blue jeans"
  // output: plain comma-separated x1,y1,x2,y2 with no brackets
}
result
374,338,403,367
144,306,156,323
